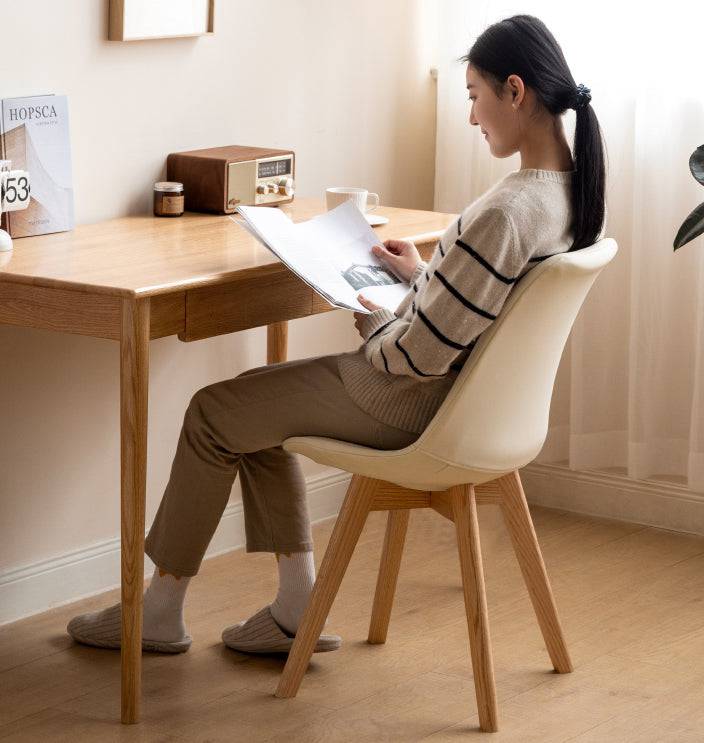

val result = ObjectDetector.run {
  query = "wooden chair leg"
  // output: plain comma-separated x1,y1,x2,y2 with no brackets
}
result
266,321,288,364
496,470,573,674
450,483,499,733
368,508,410,644
275,475,379,698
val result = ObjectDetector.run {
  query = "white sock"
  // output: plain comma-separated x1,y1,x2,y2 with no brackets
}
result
142,565,191,642
269,550,318,634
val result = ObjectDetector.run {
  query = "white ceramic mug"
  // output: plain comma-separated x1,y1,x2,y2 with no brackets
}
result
325,186,379,213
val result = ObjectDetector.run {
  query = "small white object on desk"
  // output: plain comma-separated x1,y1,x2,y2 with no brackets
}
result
0,230,12,252
0,164,32,252
365,213,389,226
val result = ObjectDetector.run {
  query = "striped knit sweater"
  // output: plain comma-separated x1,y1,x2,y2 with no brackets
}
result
337,168,579,433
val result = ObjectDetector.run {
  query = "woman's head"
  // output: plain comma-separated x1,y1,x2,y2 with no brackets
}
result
460,14,606,251
465,65,538,159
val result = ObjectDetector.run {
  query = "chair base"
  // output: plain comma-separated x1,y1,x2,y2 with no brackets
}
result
274,470,573,733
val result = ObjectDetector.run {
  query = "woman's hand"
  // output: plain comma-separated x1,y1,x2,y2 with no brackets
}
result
371,239,422,284
353,294,383,338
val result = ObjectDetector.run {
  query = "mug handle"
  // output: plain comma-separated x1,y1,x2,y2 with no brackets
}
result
366,192,380,213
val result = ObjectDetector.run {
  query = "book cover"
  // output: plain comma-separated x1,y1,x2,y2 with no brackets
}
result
0,94,74,237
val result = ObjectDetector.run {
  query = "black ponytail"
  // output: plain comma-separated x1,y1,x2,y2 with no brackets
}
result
459,14,607,251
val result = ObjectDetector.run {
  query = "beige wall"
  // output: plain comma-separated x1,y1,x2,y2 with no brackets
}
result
0,1,437,571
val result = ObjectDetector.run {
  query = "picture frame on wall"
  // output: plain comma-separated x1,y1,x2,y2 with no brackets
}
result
108,0,214,41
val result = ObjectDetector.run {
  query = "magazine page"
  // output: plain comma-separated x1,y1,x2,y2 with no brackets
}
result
235,200,409,313
232,205,343,307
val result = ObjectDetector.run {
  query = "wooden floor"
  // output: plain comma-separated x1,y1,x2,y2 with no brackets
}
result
2,502,704,742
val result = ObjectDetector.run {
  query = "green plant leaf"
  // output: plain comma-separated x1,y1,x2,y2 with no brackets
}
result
691,145,704,185
674,201,704,250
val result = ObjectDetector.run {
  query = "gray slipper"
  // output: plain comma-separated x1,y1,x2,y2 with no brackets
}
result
221,604,342,654
66,602,192,654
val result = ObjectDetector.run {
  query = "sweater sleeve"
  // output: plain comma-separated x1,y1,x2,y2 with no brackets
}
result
359,207,524,381
408,259,428,288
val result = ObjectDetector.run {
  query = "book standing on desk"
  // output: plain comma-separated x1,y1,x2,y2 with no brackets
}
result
0,93,74,238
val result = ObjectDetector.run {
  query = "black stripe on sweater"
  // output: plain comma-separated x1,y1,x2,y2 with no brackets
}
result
379,344,390,373
455,239,517,284
394,338,446,378
417,308,473,350
439,218,462,259
529,252,559,262
434,270,497,320
367,319,395,341
449,338,478,371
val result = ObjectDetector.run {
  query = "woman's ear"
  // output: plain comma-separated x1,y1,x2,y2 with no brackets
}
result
507,74,524,106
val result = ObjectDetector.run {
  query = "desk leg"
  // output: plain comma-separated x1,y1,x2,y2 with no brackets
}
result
267,321,288,364
119,297,150,724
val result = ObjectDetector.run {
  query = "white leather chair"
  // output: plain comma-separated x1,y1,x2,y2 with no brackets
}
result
274,237,618,732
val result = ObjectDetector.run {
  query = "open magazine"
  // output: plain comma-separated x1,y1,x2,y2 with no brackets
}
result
231,200,410,313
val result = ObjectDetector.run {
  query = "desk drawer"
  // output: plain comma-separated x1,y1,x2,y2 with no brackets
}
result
180,268,336,342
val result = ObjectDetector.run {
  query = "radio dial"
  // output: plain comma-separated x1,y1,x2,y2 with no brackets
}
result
266,182,278,194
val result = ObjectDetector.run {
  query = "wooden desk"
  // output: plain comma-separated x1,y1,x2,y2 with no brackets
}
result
0,197,456,724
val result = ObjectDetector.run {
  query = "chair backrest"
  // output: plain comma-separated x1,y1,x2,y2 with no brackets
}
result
412,238,618,472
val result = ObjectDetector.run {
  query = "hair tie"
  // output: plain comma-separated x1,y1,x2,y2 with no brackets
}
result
574,83,592,110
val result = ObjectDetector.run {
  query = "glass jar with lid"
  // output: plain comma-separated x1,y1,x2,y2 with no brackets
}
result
153,181,184,217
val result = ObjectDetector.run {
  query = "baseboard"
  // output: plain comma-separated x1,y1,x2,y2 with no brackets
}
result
0,469,352,627
520,461,704,536
3,463,703,627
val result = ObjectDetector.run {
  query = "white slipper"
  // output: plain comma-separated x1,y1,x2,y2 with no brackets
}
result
66,602,192,654
222,604,342,654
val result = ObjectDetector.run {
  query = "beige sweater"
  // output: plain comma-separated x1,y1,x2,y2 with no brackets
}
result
337,168,577,433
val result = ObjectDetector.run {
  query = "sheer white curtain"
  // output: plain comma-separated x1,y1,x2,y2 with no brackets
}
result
432,1,704,491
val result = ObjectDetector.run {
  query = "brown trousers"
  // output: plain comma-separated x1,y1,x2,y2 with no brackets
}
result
144,353,420,577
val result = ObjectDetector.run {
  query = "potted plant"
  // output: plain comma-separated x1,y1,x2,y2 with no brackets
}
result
674,145,704,250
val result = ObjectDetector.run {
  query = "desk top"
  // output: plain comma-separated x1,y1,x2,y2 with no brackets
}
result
0,197,456,298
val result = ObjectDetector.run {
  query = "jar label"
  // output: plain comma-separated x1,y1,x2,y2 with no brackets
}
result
162,195,184,214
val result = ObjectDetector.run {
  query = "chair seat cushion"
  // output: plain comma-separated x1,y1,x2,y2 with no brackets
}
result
282,436,509,491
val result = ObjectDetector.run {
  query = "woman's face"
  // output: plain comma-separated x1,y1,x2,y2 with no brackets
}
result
466,63,524,159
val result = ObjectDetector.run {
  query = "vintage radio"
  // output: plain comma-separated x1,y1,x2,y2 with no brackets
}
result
166,144,295,214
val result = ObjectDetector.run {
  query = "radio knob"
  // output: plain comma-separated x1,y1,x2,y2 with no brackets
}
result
266,182,278,194
256,184,267,194
277,177,295,196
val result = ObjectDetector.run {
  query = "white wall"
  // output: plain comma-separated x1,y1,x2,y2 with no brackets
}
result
0,1,437,602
